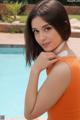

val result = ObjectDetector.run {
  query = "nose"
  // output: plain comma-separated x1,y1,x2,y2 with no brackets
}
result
38,32,46,43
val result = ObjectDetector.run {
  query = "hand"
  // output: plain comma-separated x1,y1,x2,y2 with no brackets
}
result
32,52,60,72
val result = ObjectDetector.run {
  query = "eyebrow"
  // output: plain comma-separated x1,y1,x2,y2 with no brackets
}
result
32,23,50,30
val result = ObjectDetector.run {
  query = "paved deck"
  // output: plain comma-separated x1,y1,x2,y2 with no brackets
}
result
0,33,24,45
68,37,80,57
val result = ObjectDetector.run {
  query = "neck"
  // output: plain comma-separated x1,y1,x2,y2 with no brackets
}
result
53,41,69,55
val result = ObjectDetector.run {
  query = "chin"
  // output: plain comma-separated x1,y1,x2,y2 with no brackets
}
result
43,48,54,52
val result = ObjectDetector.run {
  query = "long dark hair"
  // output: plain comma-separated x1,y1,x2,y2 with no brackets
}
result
24,0,71,66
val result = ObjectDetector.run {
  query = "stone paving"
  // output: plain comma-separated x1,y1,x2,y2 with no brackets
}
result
0,33,24,45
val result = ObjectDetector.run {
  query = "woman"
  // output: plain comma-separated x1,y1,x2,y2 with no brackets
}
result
24,0,80,120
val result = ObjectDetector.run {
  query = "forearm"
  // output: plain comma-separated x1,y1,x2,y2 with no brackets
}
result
24,67,40,118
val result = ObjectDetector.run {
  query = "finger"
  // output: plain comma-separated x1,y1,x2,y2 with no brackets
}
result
48,54,57,60
48,55,58,60
48,58,59,63
46,52,56,57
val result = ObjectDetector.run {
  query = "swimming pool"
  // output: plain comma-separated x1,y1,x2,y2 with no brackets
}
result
0,46,48,120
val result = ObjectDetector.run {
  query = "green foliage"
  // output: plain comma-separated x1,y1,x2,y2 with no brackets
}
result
10,27,24,33
0,4,10,22
19,15,27,23
0,2,24,22
6,2,22,21
7,2,22,16
69,15,80,20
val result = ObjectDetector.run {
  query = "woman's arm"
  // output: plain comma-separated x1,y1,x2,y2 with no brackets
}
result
24,52,59,120
24,66,40,119
24,61,71,120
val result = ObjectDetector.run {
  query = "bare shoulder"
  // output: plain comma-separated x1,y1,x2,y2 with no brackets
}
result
47,60,71,88
27,61,71,119
49,60,71,78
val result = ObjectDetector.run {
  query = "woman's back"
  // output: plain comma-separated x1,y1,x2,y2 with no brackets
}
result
47,56,80,120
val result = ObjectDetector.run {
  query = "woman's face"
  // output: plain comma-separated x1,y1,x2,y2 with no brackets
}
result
31,16,63,52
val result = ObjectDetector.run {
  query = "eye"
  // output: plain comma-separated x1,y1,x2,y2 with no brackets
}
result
44,27,52,32
32,29,39,35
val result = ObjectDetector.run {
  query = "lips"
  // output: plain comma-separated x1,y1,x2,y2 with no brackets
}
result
42,42,51,47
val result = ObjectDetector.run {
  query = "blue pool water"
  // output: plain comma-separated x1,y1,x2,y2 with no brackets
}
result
0,47,48,119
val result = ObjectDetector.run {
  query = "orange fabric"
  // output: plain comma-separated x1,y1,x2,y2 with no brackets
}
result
46,56,80,120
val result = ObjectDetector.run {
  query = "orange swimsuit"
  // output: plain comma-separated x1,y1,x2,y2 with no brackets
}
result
46,56,80,120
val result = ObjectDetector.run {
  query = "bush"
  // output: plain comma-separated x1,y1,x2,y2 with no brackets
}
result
10,27,24,33
0,2,22,22
0,3,9,21
6,2,22,21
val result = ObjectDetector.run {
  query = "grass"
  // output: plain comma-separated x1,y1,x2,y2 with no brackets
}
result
69,15,80,20
18,15,28,23
19,15,80,23
1,14,80,23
